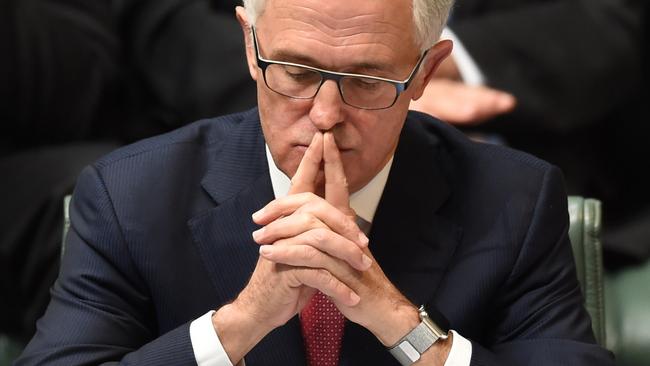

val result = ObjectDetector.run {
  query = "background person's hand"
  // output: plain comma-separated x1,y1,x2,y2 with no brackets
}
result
410,78,516,125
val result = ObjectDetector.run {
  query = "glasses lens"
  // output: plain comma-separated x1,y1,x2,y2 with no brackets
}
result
265,64,322,98
340,76,397,109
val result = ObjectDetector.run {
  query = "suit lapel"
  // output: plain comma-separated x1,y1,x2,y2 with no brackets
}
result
188,112,306,365
340,116,463,365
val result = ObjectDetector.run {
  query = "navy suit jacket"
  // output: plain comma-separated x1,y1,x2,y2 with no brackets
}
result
16,108,614,365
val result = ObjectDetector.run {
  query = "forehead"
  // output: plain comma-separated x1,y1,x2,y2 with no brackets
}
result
256,0,419,73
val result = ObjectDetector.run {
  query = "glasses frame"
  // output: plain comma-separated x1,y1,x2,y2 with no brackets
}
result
250,26,427,110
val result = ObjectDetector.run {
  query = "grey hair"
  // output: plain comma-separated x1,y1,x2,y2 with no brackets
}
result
242,0,453,51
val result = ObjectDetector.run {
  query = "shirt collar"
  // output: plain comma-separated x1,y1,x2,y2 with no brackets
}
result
265,145,392,223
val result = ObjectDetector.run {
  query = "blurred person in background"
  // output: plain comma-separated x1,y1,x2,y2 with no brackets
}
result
0,0,123,344
0,0,255,345
112,0,256,139
410,0,649,269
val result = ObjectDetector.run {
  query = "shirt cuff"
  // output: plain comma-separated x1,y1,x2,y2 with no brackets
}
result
440,27,485,86
443,330,473,366
190,310,239,366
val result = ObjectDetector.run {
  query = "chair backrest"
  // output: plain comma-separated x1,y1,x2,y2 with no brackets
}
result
567,196,606,345
61,194,72,260
604,251,650,365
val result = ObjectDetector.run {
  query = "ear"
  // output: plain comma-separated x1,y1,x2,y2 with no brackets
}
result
410,40,453,101
236,6,259,81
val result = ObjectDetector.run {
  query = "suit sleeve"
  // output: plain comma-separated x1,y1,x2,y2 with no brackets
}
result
450,0,644,134
15,165,198,365
468,167,614,365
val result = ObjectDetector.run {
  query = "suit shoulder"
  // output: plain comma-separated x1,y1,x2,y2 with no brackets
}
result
407,110,556,175
93,108,258,170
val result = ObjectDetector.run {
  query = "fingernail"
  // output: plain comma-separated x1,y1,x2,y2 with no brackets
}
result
259,245,273,256
252,227,265,241
358,232,369,247
361,254,372,269
349,292,361,305
252,208,264,221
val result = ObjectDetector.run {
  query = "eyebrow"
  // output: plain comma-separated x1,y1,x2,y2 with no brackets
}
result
268,49,396,77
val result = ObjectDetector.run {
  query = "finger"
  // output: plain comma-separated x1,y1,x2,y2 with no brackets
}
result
478,87,516,114
454,87,515,124
253,198,369,247
323,132,351,213
289,267,360,306
258,228,372,271
289,132,323,195
252,210,329,244
253,192,319,225
410,79,516,125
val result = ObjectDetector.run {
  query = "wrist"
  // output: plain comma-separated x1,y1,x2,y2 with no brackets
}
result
370,302,420,347
212,302,273,364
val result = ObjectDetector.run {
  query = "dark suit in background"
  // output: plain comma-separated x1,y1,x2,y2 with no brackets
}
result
0,0,122,341
447,0,649,266
113,0,256,139
0,0,255,341
16,109,613,365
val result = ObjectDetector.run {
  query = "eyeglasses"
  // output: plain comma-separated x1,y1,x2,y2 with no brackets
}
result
251,27,427,110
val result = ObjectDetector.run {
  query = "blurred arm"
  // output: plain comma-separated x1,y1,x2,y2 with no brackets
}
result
449,0,644,133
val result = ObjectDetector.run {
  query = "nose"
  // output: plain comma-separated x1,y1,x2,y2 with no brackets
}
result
309,80,344,131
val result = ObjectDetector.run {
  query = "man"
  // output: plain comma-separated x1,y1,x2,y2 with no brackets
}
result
16,0,614,365
410,0,649,267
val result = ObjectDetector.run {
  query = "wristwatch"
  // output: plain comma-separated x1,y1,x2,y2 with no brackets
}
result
388,305,449,365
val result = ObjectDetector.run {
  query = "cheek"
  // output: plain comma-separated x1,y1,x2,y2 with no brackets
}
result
258,88,313,177
356,115,404,157
341,115,404,192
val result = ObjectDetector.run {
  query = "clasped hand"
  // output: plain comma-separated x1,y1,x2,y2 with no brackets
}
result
232,132,417,346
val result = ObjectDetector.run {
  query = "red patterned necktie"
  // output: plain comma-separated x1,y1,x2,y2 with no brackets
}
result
300,291,346,366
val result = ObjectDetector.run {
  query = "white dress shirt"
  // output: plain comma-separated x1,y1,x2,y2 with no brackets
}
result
189,146,472,365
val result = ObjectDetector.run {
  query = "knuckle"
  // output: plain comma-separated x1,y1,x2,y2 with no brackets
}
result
300,245,318,262
305,214,321,228
303,200,323,216
342,216,356,234
316,269,333,287
311,227,328,244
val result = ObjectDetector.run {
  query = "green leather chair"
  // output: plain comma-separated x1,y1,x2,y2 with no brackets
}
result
605,258,650,365
568,196,650,366
0,337,22,366
567,196,606,345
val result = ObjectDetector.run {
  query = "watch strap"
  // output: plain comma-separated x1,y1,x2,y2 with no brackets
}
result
389,322,439,365
388,306,449,366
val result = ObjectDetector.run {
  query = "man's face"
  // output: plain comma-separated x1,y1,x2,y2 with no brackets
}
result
242,0,428,193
